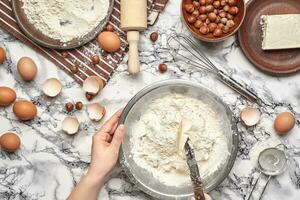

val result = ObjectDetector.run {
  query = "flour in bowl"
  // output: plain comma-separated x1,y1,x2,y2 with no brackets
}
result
21,0,110,42
130,93,230,186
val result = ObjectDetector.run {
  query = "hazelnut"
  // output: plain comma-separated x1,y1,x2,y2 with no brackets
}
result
192,10,200,17
192,1,200,8
228,0,237,6
61,51,68,58
208,23,218,32
158,63,167,73
223,5,230,12
213,9,218,14
85,92,95,101
199,6,207,14
206,5,214,12
91,55,100,65
208,12,217,22
106,24,114,32
221,17,228,24
199,26,209,34
187,16,197,24
75,101,83,110
70,65,79,74
184,4,195,13
228,6,239,15
213,1,221,9
226,19,235,27
227,13,234,20
65,102,74,112
213,28,222,37
205,18,211,25
219,11,226,18
215,16,221,23
222,25,230,33
220,0,226,6
198,14,207,21
150,32,158,42
199,0,206,6
194,20,203,29
218,23,225,29
206,0,214,4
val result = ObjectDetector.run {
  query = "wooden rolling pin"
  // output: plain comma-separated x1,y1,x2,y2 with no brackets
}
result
121,0,147,74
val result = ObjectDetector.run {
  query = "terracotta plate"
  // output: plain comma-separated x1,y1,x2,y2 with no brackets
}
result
12,0,114,49
238,0,300,75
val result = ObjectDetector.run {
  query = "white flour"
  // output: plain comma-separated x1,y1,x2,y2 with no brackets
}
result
130,93,229,186
21,0,109,42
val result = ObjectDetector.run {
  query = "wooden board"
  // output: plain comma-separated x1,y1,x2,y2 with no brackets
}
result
238,0,300,75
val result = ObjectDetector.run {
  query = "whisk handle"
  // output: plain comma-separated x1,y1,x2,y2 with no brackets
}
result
217,71,259,103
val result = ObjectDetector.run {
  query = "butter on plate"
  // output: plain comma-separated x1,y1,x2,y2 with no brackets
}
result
260,14,300,50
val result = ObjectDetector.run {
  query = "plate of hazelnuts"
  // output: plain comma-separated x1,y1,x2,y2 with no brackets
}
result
181,0,246,42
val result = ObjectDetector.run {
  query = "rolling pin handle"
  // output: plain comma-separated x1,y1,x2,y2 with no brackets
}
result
127,31,140,74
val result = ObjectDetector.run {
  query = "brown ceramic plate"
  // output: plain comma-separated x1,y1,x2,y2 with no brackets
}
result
12,0,114,49
238,0,300,75
181,0,246,42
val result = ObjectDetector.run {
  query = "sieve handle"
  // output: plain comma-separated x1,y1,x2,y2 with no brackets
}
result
217,70,260,103
258,176,272,200
247,172,262,200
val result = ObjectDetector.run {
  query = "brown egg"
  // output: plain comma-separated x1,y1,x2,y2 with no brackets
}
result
17,57,38,81
13,100,37,121
274,112,295,135
0,132,21,152
0,47,6,64
0,86,16,107
97,31,121,53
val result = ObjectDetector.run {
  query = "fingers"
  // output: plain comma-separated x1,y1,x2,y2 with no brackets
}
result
101,108,123,134
111,124,125,151
94,132,112,143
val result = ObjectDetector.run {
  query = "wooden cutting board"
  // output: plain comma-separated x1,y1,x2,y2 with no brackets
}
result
238,0,300,75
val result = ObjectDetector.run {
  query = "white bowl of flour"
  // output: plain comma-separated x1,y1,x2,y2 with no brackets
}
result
119,80,239,200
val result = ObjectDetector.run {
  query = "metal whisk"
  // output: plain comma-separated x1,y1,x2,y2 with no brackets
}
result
167,33,262,104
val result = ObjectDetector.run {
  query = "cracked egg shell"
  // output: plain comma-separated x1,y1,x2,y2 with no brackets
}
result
82,76,104,95
0,132,21,153
240,107,261,127
13,100,37,121
62,116,80,135
87,103,106,122
42,78,62,97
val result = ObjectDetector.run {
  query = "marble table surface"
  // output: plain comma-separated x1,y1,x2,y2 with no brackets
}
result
0,0,300,200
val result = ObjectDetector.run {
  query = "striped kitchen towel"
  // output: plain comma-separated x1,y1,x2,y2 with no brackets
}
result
0,0,169,85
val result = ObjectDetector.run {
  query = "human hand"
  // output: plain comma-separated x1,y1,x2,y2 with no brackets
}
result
88,109,125,179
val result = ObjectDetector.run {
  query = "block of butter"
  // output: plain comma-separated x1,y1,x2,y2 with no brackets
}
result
260,14,300,50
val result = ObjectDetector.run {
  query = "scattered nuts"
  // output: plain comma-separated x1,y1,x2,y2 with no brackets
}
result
61,51,68,58
184,4,194,13
192,1,200,8
206,5,214,12
91,55,100,65
213,1,221,9
192,10,200,17
85,92,94,101
70,65,79,74
0,47,6,64
75,101,83,110
106,24,114,32
158,63,167,73
150,32,159,42
199,26,209,34
65,102,74,112
198,14,207,21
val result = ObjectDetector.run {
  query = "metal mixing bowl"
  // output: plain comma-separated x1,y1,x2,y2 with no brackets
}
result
119,80,239,200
